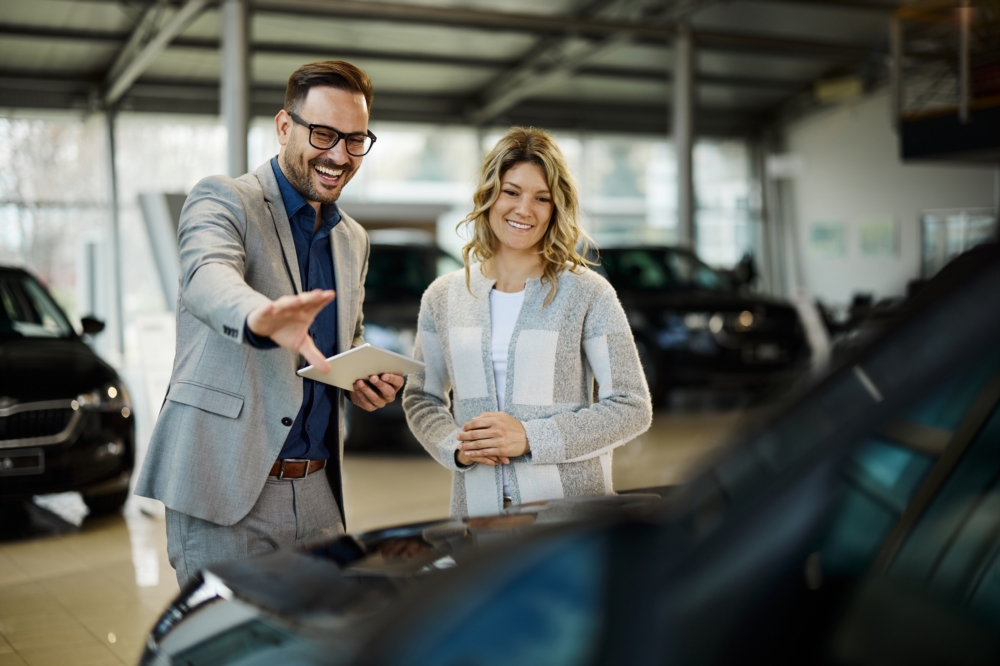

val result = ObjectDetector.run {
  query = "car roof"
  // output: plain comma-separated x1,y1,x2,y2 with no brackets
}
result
367,229,436,247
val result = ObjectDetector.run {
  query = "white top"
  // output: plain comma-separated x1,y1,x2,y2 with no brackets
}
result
489,288,525,499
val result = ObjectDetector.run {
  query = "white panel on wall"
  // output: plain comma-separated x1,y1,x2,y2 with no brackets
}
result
781,89,996,305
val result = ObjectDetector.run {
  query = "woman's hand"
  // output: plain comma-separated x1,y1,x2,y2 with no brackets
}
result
457,412,529,462
455,449,506,467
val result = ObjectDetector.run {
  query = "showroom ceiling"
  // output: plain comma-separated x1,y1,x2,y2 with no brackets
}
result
0,0,903,136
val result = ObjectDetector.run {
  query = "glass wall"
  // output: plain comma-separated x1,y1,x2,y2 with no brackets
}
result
0,111,757,332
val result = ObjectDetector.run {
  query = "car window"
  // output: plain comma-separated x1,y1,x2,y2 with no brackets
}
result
386,533,606,666
600,250,673,290
437,253,463,277
903,358,998,432
666,251,728,291
819,439,935,577
891,403,1000,615
364,247,462,304
598,249,729,292
364,247,441,303
0,273,74,339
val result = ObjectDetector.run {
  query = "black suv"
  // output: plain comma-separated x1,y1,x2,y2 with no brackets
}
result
593,245,810,399
0,266,134,516
344,230,461,451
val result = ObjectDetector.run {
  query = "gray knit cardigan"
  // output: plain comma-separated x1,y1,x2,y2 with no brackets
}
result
402,263,653,517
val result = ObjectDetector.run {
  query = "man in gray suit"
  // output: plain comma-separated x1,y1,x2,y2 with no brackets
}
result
135,61,403,587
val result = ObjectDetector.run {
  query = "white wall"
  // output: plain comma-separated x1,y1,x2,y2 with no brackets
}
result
781,89,997,305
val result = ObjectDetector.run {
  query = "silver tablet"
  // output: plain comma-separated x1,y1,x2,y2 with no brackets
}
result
296,343,425,391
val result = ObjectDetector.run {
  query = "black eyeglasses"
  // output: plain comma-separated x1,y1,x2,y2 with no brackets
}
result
287,111,377,156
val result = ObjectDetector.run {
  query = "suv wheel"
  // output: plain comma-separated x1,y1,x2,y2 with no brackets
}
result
83,488,129,517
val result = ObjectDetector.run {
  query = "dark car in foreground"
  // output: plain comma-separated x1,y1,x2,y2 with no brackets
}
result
593,245,810,400
344,230,461,451
141,245,1000,666
0,266,134,517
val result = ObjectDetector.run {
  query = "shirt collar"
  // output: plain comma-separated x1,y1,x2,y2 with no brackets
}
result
270,156,341,236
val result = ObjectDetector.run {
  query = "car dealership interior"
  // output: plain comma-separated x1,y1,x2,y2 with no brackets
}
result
1,1,999,665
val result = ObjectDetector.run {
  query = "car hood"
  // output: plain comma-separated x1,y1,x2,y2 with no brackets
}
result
204,492,664,619
0,338,118,402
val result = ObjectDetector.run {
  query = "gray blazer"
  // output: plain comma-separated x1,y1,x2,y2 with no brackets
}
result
135,161,369,527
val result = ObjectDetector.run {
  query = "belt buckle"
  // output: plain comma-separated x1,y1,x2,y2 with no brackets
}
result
278,458,308,480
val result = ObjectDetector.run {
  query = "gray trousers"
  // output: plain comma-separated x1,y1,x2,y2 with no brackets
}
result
165,470,343,588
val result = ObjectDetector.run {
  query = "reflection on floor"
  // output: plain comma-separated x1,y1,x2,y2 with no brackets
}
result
0,404,751,666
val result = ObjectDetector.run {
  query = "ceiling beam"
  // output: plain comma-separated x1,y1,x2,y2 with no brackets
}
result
250,0,677,39
0,21,884,61
105,0,169,86
103,0,208,106
0,71,764,135
467,0,724,126
739,0,901,12
466,0,638,126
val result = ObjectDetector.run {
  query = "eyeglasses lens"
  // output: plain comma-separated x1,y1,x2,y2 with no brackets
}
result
309,128,372,156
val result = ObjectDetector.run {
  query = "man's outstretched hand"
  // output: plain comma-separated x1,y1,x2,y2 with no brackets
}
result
246,289,336,371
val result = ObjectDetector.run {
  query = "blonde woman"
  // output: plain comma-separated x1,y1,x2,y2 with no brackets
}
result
403,127,652,517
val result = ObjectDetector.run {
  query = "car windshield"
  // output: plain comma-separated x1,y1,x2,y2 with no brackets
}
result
0,272,75,339
597,248,730,292
365,247,462,303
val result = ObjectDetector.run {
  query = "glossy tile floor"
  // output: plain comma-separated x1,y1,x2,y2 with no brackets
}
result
0,402,753,666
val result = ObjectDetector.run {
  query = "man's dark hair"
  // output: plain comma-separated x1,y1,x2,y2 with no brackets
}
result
284,60,374,115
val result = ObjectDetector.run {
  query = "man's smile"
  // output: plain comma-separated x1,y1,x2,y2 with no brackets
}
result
314,163,345,186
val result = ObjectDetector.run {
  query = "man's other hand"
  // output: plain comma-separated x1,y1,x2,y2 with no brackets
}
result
247,289,336,371
349,373,404,412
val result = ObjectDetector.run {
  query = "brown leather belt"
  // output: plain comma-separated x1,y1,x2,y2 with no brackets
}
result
269,459,326,479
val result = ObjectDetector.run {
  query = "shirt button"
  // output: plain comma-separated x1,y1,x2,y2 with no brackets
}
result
281,417,292,426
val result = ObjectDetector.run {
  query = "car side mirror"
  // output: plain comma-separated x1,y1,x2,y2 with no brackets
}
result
80,315,106,335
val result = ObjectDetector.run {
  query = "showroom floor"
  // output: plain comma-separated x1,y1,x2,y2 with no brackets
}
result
0,405,751,666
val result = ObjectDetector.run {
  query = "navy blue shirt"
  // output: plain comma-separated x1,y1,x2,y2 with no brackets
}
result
244,157,340,460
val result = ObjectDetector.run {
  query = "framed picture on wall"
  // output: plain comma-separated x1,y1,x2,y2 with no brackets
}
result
809,221,847,259
859,217,899,257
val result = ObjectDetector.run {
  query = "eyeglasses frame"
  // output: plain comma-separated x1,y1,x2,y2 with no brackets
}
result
286,111,377,156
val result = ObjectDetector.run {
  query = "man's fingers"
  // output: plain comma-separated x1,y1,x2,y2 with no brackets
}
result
353,379,386,409
367,375,398,401
300,336,330,373
272,290,335,317
380,373,405,390
348,389,377,412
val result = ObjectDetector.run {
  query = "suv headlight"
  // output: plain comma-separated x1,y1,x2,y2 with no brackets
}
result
72,381,132,417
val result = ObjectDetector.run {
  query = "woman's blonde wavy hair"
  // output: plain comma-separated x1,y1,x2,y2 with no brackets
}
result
459,126,593,305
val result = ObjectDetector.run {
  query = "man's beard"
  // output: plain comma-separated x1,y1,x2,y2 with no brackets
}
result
280,149,352,204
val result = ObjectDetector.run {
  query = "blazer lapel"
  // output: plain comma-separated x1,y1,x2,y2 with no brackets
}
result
255,162,302,294
331,222,355,354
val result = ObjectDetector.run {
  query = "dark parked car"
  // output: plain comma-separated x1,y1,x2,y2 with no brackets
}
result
344,230,461,451
592,245,810,399
141,245,1000,666
0,266,134,517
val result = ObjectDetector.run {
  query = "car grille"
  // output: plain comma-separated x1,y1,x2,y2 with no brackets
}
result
0,408,75,442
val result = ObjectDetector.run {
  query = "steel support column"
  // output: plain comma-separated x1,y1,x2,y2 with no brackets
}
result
221,0,249,177
672,23,695,249
105,110,125,358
